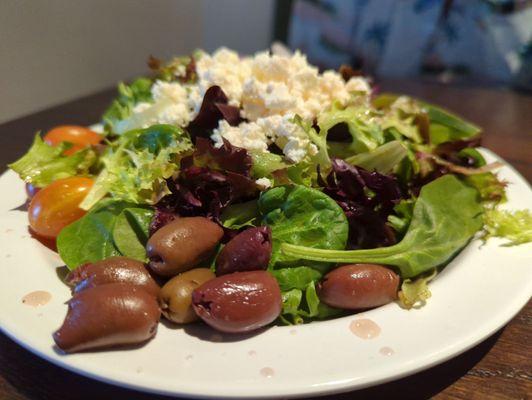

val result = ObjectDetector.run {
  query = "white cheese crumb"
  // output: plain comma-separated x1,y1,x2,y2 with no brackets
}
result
255,177,273,190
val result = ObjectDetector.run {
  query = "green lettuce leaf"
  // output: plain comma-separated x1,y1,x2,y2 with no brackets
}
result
345,140,407,174
398,269,437,309
482,208,532,246
80,124,192,210
8,134,96,187
102,77,153,133
317,102,384,156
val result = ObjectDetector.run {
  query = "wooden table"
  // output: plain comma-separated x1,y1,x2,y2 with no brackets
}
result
0,81,530,400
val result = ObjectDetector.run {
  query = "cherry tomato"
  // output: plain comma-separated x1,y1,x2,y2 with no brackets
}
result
25,183,40,199
28,177,93,239
44,126,102,156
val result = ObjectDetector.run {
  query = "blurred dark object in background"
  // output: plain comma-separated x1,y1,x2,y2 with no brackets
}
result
276,0,532,90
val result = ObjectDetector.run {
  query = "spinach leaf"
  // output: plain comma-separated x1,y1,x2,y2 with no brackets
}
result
57,200,153,270
112,207,154,261
220,200,259,229
58,200,131,269
281,175,483,278
258,185,349,267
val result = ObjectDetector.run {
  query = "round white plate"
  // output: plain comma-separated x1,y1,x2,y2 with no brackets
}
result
0,148,531,399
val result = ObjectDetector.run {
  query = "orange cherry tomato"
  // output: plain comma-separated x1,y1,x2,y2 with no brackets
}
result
25,183,40,199
44,126,102,156
28,177,93,239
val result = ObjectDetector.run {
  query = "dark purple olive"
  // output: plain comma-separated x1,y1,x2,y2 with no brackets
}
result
146,217,224,277
215,226,272,275
318,264,400,309
192,271,282,333
65,256,159,297
53,283,160,353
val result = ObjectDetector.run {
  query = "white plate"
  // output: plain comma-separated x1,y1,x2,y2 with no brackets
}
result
0,149,531,399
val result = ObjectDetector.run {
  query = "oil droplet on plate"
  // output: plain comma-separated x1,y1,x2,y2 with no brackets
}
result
248,350,257,357
22,291,52,307
136,367,143,373
379,346,394,356
349,318,381,339
185,354,194,361
289,329,297,335
260,367,274,378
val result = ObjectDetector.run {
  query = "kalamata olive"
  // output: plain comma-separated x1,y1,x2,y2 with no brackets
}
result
65,256,159,297
215,226,272,275
192,271,282,333
146,217,223,277
318,264,400,309
159,268,215,324
53,283,160,353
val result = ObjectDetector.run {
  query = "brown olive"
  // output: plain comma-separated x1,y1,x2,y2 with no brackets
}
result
318,264,400,310
215,226,272,275
159,268,215,324
192,271,282,333
53,283,160,353
146,217,223,277
65,256,159,297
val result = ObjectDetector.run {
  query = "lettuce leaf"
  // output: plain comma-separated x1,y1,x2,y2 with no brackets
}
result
102,77,153,133
8,134,96,187
398,269,437,309
80,124,192,210
482,208,532,246
345,140,407,174
317,102,384,155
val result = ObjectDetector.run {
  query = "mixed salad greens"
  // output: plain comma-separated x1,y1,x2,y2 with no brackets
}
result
8,48,532,350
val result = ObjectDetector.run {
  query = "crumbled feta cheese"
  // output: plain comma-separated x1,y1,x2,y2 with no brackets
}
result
212,114,317,163
120,48,372,162
193,48,251,112
255,177,273,190
211,120,269,153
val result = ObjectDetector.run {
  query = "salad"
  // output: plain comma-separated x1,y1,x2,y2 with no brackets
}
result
8,48,531,353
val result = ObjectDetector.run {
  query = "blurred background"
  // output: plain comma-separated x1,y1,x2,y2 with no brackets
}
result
1,0,531,123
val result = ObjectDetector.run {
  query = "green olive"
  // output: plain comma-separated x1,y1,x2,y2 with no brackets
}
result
158,268,215,324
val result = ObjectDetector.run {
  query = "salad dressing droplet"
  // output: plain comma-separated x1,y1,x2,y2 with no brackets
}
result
22,291,51,307
289,329,297,335
185,354,194,360
260,367,275,378
248,350,257,356
379,346,394,356
349,319,381,339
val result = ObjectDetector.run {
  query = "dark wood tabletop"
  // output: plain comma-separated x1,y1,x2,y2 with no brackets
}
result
0,80,530,400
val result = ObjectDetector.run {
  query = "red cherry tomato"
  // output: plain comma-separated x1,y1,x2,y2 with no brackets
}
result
28,177,93,239
44,126,102,156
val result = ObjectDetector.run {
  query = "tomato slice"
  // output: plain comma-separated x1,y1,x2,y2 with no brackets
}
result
44,126,102,155
28,177,93,239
